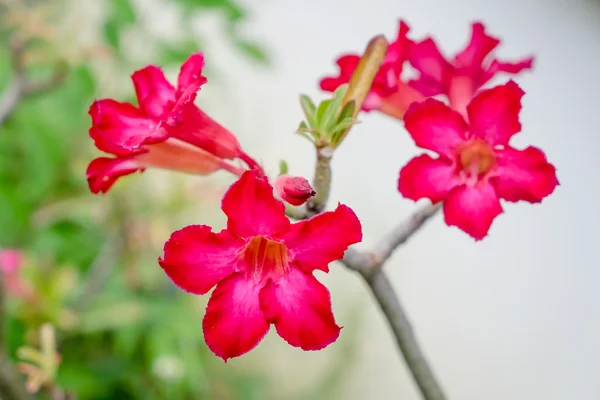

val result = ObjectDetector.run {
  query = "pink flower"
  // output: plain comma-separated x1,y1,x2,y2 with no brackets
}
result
398,81,558,240
87,53,261,194
409,22,534,116
0,249,31,297
273,174,316,206
159,170,362,361
320,20,425,120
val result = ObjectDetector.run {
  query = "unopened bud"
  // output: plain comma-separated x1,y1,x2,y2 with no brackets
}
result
273,175,316,206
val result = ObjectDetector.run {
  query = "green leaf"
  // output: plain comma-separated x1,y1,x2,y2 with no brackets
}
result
296,121,319,140
315,99,332,125
103,0,136,50
103,20,121,50
234,39,270,65
330,118,359,146
300,95,317,128
295,131,315,143
338,100,356,122
111,0,136,24
319,86,347,133
278,160,288,175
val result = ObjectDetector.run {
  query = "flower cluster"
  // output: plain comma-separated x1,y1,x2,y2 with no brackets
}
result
85,19,558,360
321,20,557,239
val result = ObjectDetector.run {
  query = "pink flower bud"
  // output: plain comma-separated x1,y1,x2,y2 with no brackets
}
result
273,175,316,206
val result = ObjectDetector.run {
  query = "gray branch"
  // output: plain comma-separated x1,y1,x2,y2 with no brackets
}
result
0,38,67,126
357,268,447,400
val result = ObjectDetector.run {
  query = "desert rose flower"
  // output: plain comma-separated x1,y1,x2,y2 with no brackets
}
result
87,53,261,193
409,22,533,116
398,81,558,240
159,170,362,360
320,20,424,120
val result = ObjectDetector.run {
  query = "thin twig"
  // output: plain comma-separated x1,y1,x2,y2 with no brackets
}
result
357,268,447,400
343,203,442,275
0,37,67,126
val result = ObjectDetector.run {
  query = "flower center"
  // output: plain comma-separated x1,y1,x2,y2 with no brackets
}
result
243,237,289,282
458,138,496,176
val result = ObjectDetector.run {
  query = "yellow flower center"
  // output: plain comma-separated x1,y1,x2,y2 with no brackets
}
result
243,237,289,282
458,138,496,176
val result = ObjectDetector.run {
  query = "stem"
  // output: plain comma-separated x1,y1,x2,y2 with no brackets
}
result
359,269,447,400
0,38,66,126
306,146,333,216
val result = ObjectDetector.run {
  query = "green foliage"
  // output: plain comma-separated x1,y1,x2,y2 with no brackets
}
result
297,85,359,147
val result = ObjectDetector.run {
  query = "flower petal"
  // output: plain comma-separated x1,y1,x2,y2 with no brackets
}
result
443,184,503,240
137,139,224,176
491,146,558,203
480,57,534,87
454,22,499,71
404,99,468,158
467,81,524,146
88,100,163,155
222,171,290,238
399,154,461,203
319,55,360,92
159,225,243,295
131,66,176,119
281,204,362,273
166,106,242,159
86,156,143,194
408,38,450,96
177,52,207,96
203,273,270,361
259,267,340,350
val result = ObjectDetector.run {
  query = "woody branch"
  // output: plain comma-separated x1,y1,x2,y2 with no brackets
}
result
287,35,447,400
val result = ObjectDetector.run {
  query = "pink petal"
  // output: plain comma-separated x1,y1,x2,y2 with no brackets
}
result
222,171,290,238
385,20,411,67
159,225,243,295
319,55,360,93
131,66,177,119
88,100,164,156
404,99,468,158
86,156,143,194
467,81,524,146
443,184,503,240
203,273,270,361
137,139,225,176
259,267,340,350
398,154,460,203
166,106,242,159
0,250,23,274
378,82,426,120
281,204,362,273
492,146,558,203
454,22,500,71
177,52,207,97
408,38,450,96
480,57,534,86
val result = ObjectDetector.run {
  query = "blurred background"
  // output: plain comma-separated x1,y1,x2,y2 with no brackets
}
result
1,0,599,399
